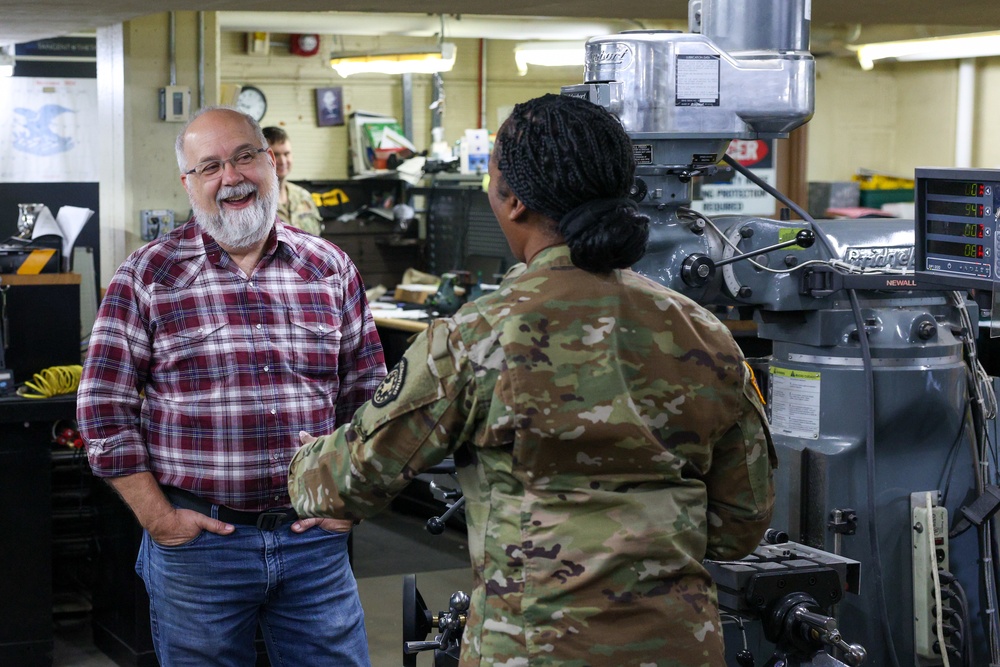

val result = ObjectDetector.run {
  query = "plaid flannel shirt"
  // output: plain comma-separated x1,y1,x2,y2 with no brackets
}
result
78,218,385,511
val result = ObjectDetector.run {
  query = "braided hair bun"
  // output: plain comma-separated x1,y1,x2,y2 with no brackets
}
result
495,93,649,273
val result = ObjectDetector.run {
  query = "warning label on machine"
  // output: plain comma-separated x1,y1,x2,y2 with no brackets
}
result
769,367,821,439
676,54,720,107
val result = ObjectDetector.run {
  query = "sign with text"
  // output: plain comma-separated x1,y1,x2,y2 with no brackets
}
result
692,138,776,216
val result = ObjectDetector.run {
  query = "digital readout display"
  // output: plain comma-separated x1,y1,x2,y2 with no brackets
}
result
927,239,985,259
926,200,985,218
927,219,985,238
927,180,986,197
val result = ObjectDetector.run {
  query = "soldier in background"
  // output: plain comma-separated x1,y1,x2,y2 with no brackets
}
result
263,126,323,235
289,93,776,666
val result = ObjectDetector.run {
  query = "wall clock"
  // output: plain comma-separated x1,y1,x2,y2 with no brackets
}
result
236,85,267,121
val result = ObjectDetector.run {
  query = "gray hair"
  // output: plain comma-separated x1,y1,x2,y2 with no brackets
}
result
175,106,267,174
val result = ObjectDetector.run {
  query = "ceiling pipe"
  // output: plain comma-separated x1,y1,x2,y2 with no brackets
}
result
217,11,641,41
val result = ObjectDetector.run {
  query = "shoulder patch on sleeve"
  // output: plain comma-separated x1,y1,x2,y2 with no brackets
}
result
372,358,407,407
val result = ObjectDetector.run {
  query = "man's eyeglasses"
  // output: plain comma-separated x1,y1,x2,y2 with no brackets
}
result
184,147,267,178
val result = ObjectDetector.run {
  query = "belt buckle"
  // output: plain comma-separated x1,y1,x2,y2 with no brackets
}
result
256,510,290,531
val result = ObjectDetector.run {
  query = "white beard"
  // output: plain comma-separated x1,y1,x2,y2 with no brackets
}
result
194,172,279,251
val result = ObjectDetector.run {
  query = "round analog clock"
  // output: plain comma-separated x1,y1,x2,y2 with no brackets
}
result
236,85,267,121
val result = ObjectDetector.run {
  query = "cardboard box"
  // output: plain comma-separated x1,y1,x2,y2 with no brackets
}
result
808,181,860,219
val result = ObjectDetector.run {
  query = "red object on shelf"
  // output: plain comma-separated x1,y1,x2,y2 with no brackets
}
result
824,206,896,219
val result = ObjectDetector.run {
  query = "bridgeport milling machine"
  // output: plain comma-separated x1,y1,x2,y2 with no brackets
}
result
558,1,1000,665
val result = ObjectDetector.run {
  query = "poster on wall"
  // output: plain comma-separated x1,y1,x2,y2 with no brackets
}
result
692,138,777,216
0,77,99,183
316,86,344,127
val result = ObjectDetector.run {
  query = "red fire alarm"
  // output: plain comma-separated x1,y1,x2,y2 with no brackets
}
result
290,34,321,57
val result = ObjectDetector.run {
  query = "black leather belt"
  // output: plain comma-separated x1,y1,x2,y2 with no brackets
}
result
163,487,298,530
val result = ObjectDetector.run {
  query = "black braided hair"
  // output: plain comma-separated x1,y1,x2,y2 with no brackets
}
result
494,93,648,273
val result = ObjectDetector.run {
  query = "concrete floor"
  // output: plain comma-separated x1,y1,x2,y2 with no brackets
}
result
52,510,473,667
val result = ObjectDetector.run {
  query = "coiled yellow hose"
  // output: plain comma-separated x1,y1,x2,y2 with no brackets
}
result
17,365,83,399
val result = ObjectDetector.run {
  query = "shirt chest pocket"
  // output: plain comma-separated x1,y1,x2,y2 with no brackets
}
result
153,315,236,398
285,309,342,378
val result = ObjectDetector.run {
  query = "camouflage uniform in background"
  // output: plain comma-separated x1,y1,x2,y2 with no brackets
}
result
278,180,323,236
289,244,776,666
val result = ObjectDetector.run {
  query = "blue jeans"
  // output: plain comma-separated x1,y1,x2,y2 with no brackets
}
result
136,521,370,667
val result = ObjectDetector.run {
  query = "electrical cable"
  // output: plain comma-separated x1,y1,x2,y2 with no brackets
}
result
941,290,1000,663
954,291,1000,662
939,413,971,507
846,288,901,667
940,571,974,667
939,592,969,665
941,611,966,662
928,492,952,667
16,364,83,399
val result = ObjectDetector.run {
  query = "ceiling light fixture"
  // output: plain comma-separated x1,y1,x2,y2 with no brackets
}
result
513,42,585,76
853,31,1000,70
0,48,15,77
330,43,456,77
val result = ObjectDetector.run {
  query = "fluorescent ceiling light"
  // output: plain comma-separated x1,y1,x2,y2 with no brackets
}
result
330,42,456,77
514,42,585,76
0,50,14,77
853,31,1000,70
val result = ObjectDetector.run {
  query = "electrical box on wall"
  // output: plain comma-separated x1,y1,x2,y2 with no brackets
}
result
140,210,175,242
159,86,191,122
160,86,191,123
246,32,270,56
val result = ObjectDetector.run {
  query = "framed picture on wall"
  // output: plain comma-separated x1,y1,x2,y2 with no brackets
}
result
316,86,344,127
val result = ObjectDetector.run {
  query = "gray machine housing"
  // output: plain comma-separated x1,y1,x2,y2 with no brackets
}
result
565,1,991,664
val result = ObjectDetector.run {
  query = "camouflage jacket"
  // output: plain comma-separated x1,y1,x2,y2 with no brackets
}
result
289,244,776,666
279,181,323,236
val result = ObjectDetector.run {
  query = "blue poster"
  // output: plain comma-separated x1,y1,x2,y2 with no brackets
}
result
0,77,98,182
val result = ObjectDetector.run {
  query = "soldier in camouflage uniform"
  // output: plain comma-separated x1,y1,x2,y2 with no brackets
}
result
264,126,324,235
289,93,776,666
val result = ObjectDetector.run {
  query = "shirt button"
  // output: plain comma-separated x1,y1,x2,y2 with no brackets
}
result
263,365,269,372
270,408,276,415
256,324,262,330
274,495,281,501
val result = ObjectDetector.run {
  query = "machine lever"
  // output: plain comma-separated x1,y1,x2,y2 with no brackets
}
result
426,496,466,535
713,229,816,269
681,229,815,287
404,640,442,654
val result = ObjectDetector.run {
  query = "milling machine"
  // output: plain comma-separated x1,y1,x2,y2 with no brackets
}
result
562,1,1000,665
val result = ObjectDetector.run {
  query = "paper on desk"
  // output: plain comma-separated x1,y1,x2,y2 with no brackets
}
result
30,205,94,266
29,205,60,239
56,206,94,263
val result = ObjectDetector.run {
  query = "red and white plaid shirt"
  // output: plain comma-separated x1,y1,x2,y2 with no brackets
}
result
79,219,386,511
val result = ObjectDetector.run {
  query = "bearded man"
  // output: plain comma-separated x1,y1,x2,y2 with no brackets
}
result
77,106,385,666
